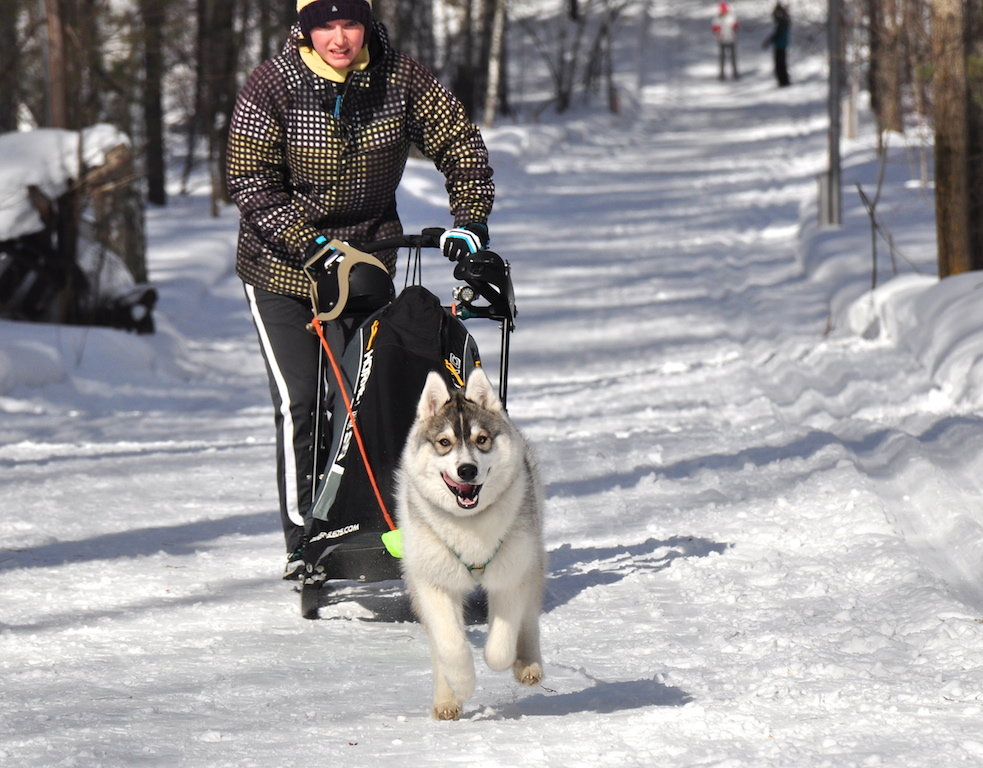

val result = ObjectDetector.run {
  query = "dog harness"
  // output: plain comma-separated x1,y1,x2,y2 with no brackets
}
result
456,538,505,577
418,514,505,577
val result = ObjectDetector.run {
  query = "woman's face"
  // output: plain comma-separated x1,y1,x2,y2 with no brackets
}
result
310,20,366,70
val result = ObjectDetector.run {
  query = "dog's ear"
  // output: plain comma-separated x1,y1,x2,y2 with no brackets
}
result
418,371,451,419
465,368,502,412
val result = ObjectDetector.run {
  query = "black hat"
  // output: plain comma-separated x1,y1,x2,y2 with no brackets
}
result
298,0,373,38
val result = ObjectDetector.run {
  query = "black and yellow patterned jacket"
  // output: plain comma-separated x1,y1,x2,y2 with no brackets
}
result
227,22,495,298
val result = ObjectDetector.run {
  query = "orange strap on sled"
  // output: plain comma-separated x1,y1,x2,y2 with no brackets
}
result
310,315,397,533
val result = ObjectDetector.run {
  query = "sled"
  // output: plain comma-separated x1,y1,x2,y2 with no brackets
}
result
298,228,516,619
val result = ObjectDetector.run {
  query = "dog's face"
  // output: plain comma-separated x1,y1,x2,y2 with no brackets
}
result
410,369,516,517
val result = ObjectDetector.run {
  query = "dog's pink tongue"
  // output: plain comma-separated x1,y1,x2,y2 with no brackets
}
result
442,472,479,506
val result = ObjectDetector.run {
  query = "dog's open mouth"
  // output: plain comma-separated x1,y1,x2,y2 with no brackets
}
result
442,472,482,509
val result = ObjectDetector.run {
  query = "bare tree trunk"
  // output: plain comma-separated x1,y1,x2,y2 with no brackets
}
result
869,0,904,135
376,0,435,69
43,0,68,128
181,0,209,195
966,0,983,266
42,0,79,320
476,0,495,108
256,0,272,62
580,1,628,113
0,0,19,132
142,0,167,206
497,17,511,119
442,0,495,118
483,0,506,127
932,0,974,275
450,0,478,116
604,21,618,114
550,12,589,113
197,0,240,211
76,0,105,128
905,0,932,185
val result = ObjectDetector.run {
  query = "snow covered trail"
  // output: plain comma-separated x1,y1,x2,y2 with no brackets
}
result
3,1,983,765
495,26,983,765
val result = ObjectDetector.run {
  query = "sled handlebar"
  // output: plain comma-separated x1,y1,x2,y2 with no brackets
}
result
354,228,445,254
350,228,516,329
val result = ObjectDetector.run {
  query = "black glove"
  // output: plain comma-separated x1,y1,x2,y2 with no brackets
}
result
304,234,332,263
439,223,489,262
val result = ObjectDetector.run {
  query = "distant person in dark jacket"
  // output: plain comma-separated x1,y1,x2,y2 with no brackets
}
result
227,0,494,579
712,2,740,80
763,2,791,87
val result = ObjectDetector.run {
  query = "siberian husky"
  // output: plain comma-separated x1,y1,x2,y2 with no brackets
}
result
394,368,546,720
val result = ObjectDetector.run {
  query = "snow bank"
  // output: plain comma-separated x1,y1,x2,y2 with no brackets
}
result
0,125,130,241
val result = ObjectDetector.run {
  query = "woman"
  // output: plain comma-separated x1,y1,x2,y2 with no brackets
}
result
227,0,495,578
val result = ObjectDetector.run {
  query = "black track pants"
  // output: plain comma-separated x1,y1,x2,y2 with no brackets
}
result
245,284,350,554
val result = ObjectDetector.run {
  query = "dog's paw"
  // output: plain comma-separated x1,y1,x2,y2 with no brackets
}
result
513,660,543,686
432,700,463,721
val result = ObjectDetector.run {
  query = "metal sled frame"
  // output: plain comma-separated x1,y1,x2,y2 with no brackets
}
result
300,229,516,618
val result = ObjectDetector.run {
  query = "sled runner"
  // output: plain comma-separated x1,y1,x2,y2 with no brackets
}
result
298,228,515,619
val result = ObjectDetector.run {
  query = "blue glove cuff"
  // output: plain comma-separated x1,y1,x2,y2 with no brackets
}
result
466,222,489,247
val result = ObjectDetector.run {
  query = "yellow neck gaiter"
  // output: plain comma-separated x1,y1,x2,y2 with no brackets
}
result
299,44,370,83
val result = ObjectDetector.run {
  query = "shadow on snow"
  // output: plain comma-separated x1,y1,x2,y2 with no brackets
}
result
0,511,276,572
313,534,728,622
481,676,692,719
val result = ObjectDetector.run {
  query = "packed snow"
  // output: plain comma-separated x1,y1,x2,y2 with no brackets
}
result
3,2,983,765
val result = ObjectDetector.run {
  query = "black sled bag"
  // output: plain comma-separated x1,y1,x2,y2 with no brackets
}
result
303,285,481,583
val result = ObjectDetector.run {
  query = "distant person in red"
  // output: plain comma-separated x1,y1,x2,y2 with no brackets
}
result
712,2,740,81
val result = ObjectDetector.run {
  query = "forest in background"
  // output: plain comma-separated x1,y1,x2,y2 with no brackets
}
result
0,0,981,315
